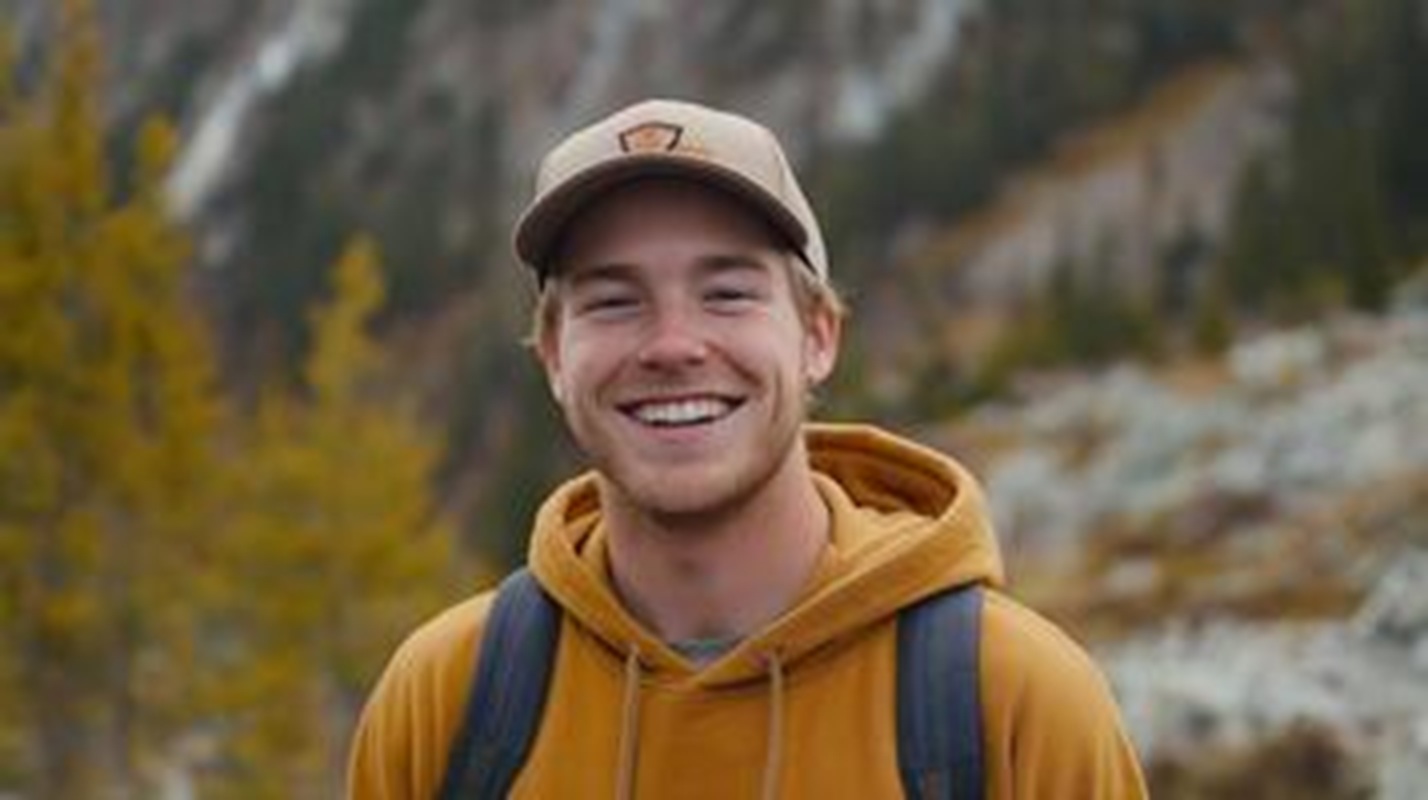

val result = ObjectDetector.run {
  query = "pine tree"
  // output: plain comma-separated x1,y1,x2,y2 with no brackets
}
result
1191,274,1233,355
1219,155,1291,313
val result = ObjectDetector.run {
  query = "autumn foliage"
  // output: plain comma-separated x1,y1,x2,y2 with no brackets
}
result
0,3,461,796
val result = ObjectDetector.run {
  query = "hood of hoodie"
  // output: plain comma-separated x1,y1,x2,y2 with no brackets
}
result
526,422,1005,687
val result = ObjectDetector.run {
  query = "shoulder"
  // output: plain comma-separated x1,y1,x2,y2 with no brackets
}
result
389,591,497,682
346,591,497,800
979,588,1112,698
364,590,500,731
977,588,1148,798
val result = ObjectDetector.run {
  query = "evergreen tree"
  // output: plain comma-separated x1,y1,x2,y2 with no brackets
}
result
1191,274,1233,355
1219,155,1290,312
1374,0,1428,248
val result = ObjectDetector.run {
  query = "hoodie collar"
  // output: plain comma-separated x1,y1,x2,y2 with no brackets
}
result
527,423,1005,686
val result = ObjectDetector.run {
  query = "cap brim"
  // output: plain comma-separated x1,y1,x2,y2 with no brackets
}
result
513,155,810,278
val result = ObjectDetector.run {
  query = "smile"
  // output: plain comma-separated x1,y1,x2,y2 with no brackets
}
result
620,395,745,428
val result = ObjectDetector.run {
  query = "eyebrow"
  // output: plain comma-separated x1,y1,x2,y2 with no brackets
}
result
694,253,772,278
562,262,639,290
561,252,775,288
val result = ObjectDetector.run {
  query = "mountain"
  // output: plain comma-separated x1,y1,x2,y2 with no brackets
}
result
6,0,1423,561
6,1,1428,795
949,292,1428,797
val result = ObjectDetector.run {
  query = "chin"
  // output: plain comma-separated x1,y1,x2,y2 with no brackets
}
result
579,419,805,523
608,463,758,522
629,470,737,514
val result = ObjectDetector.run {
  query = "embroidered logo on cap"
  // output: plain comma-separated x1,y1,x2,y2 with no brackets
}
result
618,122,684,154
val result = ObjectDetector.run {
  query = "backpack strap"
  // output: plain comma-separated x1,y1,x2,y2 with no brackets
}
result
437,568,560,800
437,570,981,798
897,584,985,800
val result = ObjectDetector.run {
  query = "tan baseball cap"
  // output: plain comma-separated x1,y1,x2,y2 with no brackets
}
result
513,98,828,282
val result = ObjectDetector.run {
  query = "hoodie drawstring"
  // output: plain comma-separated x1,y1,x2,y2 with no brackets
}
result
614,647,787,800
762,651,785,800
616,648,643,800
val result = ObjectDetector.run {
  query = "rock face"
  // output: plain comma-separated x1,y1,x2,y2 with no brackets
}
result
4,0,976,230
967,297,1428,796
1104,552,1428,799
981,307,1428,560
950,62,1292,308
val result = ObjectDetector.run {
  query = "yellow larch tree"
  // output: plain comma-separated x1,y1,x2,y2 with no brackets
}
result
0,1,220,796
2,4,468,796
206,236,462,798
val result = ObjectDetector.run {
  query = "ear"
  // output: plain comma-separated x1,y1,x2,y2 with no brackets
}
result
535,319,567,406
802,302,841,388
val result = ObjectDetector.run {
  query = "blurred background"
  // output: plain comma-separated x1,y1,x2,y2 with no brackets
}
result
2,0,1425,797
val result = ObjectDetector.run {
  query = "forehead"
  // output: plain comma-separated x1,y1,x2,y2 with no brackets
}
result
551,178,788,275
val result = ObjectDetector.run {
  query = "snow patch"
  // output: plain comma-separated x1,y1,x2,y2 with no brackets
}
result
166,0,354,220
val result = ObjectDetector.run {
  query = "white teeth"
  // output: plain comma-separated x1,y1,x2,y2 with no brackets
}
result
631,398,733,427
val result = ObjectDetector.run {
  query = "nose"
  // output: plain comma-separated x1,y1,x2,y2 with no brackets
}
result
635,303,709,371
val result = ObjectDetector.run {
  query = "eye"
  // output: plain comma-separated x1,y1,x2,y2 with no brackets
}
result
577,292,640,317
703,284,761,310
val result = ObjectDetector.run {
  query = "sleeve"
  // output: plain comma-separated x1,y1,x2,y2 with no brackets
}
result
346,594,492,800
979,591,1149,800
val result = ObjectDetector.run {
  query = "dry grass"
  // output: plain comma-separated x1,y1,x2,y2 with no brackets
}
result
1147,722,1374,800
1014,473,1428,642
1049,61,1243,178
908,60,1247,276
1158,356,1234,397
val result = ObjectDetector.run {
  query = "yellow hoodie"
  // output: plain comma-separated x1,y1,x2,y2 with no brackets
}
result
348,424,1147,799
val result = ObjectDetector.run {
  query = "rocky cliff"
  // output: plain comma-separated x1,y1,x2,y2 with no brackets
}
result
949,278,1428,797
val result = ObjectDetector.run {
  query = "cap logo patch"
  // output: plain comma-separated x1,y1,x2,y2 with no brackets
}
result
619,122,684,154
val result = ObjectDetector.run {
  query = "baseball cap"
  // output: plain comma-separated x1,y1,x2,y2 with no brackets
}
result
513,99,828,283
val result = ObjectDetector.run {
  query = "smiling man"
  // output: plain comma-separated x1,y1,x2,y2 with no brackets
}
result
348,100,1147,799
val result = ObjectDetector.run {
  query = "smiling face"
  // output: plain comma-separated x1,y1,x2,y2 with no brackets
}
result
537,178,840,525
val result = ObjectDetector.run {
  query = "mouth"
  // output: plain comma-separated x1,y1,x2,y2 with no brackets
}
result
618,394,746,428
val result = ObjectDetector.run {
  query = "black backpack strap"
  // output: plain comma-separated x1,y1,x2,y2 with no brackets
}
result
897,584,985,800
438,568,560,800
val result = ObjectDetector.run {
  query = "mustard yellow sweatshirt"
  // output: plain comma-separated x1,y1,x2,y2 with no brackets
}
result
348,424,1147,798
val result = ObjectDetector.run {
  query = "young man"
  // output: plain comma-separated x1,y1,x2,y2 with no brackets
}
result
348,99,1147,799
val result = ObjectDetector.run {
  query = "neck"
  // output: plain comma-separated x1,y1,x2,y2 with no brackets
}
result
601,441,830,643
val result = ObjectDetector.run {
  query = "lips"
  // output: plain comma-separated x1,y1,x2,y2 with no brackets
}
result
619,395,745,427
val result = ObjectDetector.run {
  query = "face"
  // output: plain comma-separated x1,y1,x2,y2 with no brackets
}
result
537,178,840,524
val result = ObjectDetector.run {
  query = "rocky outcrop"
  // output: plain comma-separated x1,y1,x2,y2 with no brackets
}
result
962,286,1428,797
936,61,1293,309
979,305,1428,560
1104,551,1428,798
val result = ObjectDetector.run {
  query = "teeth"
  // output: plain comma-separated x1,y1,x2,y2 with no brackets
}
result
631,398,733,427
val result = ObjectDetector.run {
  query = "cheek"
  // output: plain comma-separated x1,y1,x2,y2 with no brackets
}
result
549,336,613,398
736,321,810,382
